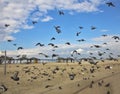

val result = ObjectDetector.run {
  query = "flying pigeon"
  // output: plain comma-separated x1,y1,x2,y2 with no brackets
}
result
102,34,107,37
17,47,23,50
52,54,59,58
48,43,54,46
94,45,101,48
77,39,85,42
91,26,96,30
106,2,115,7
7,40,12,42
13,44,17,46
76,32,81,36
32,21,37,24
112,36,120,40
54,26,61,33
65,42,71,45
58,10,64,15
35,43,44,46
79,26,83,29
51,37,56,40
5,24,10,27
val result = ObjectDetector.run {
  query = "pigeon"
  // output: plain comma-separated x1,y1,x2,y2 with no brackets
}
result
72,50,77,54
48,43,54,46
58,10,64,15
65,42,71,45
35,43,44,46
45,85,52,88
5,24,10,27
112,36,120,40
32,21,37,24
77,39,85,42
13,43,17,46
91,26,96,30
107,91,110,94
54,45,58,48
11,71,20,81
7,40,12,42
39,53,49,58
76,32,81,36
0,84,8,92
17,47,23,50
106,2,115,7
79,26,83,29
69,73,76,80
51,37,56,40
103,42,107,45
94,45,101,48
102,34,107,37
16,55,20,58
54,26,61,33
105,83,110,87
52,54,59,58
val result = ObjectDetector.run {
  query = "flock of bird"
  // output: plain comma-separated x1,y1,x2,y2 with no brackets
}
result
0,2,120,94
2,1,120,61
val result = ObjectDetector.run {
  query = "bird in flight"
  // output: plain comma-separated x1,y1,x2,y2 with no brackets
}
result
35,43,44,47
91,26,96,30
71,50,77,57
39,53,49,58
51,37,56,41
7,40,12,42
65,42,71,45
13,44,17,46
94,45,101,48
79,26,83,29
16,55,21,58
17,47,23,50
54,45,58,48
112,36,120,40
77,39,85,42
52,54,59,58
76,32,81,36
5,24,10,27
106,2,115,7
102,34,107,37
54,26,61,33
48,43,54,47
32,21,37,24
58,10,64,15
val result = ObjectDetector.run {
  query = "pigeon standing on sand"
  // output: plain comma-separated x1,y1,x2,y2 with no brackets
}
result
69,73,76,80
11,71,20,81
0,84,7,93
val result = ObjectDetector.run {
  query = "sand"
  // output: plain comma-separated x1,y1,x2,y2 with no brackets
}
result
0,60,120,94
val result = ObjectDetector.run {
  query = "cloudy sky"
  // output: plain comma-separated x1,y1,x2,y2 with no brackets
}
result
0,0,120,59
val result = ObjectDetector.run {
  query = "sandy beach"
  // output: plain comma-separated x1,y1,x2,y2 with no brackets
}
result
0,60,120,94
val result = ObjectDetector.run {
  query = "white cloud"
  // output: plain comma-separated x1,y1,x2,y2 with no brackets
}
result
23,24,34,29
4,35,15,41
41,16,53,22
92,35,120,42
76,48,84,53
100,29,109,32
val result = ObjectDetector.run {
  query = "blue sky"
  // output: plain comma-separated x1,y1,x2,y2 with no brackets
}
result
0,0,120,59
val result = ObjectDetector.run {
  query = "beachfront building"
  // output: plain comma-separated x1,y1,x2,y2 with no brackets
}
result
57,57,74,63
